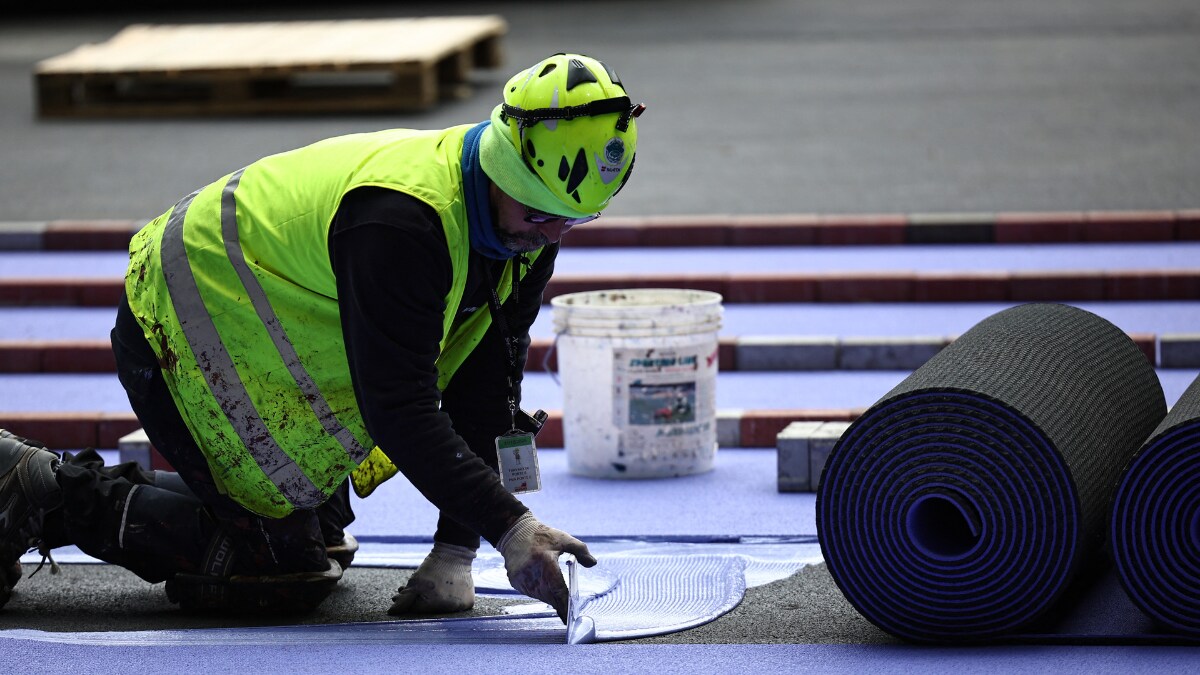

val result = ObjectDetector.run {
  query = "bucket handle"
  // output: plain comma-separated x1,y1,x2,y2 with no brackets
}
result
543,330,563,387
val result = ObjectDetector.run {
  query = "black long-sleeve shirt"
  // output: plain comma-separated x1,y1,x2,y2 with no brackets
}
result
328,186,557,548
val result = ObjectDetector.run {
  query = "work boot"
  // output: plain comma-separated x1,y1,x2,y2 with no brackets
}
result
0,429,63,610
326,531,358,570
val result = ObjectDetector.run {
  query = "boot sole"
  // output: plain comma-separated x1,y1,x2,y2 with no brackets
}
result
326,532,358,570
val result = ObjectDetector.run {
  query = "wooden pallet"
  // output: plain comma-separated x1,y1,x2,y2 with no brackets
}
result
34,16,507,117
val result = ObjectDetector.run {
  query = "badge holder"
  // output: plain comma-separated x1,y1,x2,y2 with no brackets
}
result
496,404,546,494
484,257,548,495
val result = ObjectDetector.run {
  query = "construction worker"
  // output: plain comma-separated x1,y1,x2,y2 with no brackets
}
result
0,53,642,620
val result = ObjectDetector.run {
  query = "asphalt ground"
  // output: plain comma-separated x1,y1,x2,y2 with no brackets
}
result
2,0,1199,221
0,562,895,644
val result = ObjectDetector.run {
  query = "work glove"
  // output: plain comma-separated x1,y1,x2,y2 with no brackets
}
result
387,541,477,615
496,512,597,623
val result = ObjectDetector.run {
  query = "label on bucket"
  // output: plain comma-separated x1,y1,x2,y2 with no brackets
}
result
613,344,718,458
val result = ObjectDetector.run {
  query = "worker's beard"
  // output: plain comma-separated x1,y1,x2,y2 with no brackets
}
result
495,226,549,253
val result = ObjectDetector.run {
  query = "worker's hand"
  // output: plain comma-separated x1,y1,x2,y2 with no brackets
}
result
496,512,597,623
388,541,476,616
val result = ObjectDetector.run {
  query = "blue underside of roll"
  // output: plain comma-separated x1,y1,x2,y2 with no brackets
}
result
817,303,1167,643
1112,371,1200,636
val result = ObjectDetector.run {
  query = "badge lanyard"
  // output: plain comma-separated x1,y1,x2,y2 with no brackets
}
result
482,256,542,494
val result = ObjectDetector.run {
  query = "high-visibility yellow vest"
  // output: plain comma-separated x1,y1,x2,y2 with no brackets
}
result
125,125,540,518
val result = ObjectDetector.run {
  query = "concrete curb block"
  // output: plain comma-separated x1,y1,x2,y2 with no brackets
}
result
906,212,994,244
0,222,48,250
4,271,1198,306
716,409,745,448
116,427,172,471
838,336,949,370
735,336,838,370
776,421,824,491
3,210,1198,249
0,332,1173,373
776,420,853,493
1160,334,1200,369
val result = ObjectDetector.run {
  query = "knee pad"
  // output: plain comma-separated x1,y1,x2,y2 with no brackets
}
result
165,559,343,613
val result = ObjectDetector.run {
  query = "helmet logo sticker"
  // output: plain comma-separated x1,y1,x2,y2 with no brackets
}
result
604,138,625,164
595,137,627,184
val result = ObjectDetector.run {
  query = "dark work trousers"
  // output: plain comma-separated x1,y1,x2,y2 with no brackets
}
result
43,294,354,584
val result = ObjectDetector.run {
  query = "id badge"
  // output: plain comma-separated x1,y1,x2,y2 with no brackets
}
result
496,431,541,494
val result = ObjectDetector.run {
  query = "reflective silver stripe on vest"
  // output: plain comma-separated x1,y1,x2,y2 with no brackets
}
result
218,172,370,463
160,179,322,508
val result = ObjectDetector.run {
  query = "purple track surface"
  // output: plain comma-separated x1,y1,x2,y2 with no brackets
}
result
3,224,1198,665
2,302,1198,341
5,642,1198,675
3,369,1198,414
2,242,1200,278
350,448,807,540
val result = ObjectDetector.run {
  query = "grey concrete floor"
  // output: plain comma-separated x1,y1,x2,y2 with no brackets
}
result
1,0,1198,222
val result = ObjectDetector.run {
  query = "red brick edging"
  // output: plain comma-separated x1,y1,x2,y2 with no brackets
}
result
0,332,1170,373
2,408,868,451
1,210,1197,251
2,269,1198,308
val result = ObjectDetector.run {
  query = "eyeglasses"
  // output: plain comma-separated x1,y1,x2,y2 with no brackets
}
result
523,205,601,228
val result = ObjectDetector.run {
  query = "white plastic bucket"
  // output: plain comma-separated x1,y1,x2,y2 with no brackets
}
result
551,288,723,479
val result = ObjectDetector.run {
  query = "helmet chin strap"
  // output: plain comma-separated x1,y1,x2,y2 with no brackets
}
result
501,97,646,132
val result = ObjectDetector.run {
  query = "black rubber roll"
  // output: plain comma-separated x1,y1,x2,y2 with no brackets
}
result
816,303,1166,643
1112,371,1200,635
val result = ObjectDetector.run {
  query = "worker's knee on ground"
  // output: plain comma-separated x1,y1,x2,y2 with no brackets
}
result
165,559,343,613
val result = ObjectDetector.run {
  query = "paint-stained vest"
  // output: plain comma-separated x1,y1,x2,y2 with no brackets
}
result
125,126,539,518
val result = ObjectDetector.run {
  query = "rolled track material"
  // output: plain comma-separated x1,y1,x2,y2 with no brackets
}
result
1112,372,1200,636
816,303,1166,642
